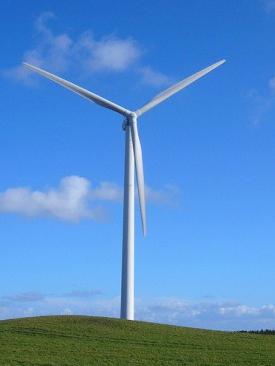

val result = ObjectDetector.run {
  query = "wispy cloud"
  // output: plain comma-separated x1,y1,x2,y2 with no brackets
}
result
3,12,169,88
247,75,275,125
269,76,275,91
0,176,179,222
1,292,275,331
3,12,140,85
3,292,45,303
138,66,172,87
63,290,102,298
145,185,180,206
3,12,73,85
261,0,275,12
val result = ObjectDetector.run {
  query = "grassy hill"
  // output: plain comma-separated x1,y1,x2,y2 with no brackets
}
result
0,316,275,365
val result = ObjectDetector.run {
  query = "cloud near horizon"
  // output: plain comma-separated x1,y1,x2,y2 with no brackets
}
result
1,291,275,331
0,176,179,222
3,12,171,88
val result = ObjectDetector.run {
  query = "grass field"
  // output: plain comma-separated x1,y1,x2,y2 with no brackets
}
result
0,315,275,365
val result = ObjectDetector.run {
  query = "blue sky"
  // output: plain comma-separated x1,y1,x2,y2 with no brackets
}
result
0,0,275,330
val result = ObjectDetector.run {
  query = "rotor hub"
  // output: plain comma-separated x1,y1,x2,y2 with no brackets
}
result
129,112,137,120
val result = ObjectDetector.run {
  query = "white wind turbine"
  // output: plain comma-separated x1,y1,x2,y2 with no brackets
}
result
24,58,225,320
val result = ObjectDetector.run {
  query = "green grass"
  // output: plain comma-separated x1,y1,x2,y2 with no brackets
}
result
0,315,275,365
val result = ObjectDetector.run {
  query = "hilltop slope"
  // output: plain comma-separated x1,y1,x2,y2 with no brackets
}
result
0,315,274,365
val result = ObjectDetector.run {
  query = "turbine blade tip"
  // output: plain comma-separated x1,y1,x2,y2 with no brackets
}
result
143,222,147,237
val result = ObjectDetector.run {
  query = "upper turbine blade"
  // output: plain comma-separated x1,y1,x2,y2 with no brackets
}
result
135,59,226,117
23,63,130,117
130,118,146,236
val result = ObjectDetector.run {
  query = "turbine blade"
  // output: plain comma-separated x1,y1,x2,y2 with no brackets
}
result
23,63,130,117
135,59,226,116
130,119,146,236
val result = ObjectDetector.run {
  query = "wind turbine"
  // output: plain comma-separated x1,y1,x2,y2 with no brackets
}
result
24,58,225,320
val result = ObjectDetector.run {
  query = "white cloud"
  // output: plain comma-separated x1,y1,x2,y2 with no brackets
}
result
77,33,141,72
3,12,169,88
91,38,140,71
0,176,179,222
138,298,275,330
90,182,123,201
1,292,275,331
0,176,97,222
138,66,172,87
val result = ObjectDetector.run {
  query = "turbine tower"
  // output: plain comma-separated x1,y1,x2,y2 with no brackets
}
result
24,58,225,320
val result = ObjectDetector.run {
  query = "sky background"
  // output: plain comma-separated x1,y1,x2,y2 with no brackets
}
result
0,0,275,330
